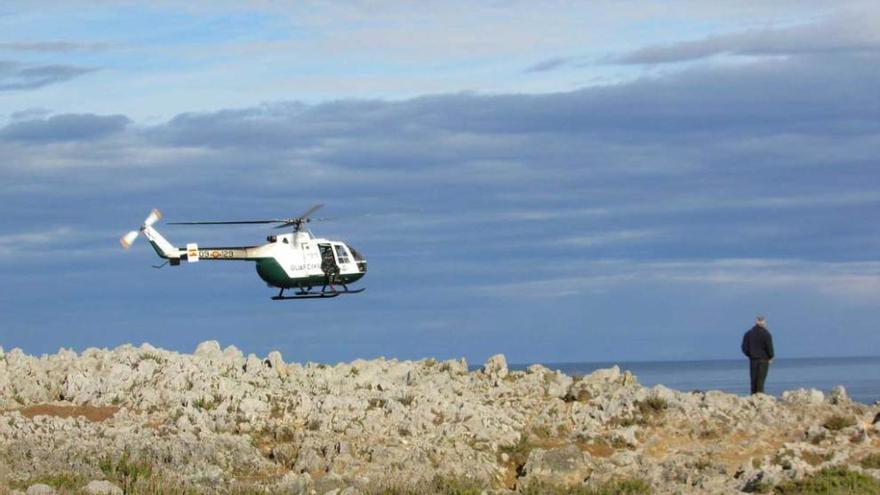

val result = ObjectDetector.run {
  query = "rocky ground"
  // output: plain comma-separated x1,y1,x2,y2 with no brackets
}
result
0,341,878,494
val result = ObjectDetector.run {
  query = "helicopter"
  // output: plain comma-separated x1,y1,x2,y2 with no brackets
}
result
120,205,366,300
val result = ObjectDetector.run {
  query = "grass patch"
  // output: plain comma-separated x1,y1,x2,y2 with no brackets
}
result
366,476,650,495
822,415,855,432
365,475,482,495
771,466,880,494
860,452,880,469
137,352,165,364
99,450,154,492
520,478,651,495
800,450,833,467
9,473,87,491
192,394,221,411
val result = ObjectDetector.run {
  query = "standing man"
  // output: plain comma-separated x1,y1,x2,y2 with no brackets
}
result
741,316,775,395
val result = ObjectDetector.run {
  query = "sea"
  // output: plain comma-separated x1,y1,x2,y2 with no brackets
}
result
509,356,880,405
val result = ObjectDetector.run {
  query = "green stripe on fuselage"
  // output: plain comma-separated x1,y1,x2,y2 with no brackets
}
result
255,258,365,288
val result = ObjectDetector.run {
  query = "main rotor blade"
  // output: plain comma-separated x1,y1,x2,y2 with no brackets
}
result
168,220,284,225
299,203,324,221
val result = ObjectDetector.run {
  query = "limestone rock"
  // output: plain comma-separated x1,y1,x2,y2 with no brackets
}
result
26,485,55,495
781,388,824,405
481,354,508,380
194,340,222,359
83,480,123,495
276,472,312,495
0,342,876,495
522,445,592,486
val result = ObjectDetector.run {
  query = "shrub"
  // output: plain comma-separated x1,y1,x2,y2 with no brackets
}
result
772,466,880,494
99,450,154,493
498,435,532,468
860,452,880,469
637,396,669,415
822,415,855,432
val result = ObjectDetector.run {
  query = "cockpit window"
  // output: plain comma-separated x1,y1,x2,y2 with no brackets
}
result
334,244,351,264
348,246,365,261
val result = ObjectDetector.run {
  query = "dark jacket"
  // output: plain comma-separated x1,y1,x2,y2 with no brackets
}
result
741,325,774,360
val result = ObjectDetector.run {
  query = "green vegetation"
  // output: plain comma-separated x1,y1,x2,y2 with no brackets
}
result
564,387,593,403
636,396,669,415
822,415,855,432
799,450,833,467
9,472,86,491
771,466,880,494
365,475,482,495
6,467,654,495
137,352,164,364
532,424,553,439
519,478,651,495
498,434,533,469
365,476,651,495
192,394,221,410
609,396,669,428
99,450,154,492
860,452,880,470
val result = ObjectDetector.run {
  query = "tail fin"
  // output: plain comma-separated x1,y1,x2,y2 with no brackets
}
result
142,224,180,260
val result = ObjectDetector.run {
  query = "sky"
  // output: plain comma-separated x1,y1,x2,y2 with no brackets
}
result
1,1,879,366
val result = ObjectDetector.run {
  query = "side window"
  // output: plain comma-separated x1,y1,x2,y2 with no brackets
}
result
334,244,351,264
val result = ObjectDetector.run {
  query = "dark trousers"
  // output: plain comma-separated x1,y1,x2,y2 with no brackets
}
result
749,359,770,394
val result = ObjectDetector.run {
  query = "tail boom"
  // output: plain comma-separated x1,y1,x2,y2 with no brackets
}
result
143,226,257,263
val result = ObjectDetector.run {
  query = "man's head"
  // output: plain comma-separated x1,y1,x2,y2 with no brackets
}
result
756,316,766,327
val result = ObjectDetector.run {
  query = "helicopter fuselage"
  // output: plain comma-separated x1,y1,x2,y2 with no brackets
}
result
144,227,366,289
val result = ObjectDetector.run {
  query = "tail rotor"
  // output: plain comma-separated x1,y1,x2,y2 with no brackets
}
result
120,209,162,249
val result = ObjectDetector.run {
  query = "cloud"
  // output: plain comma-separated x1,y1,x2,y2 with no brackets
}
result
616,12,880,64
555,229,665,247
0,41,114,52
474,259,880,303
0,113,131,142
524,57,572,73
0,61,96,90
0,43,876,280
0,227,74,256
120,49,879,196
147,57,880,148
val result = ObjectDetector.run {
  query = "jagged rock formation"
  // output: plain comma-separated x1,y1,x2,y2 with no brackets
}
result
0,341,877,494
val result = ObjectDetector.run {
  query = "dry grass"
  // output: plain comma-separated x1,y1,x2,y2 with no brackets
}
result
17,404,119,422
576,439,615,458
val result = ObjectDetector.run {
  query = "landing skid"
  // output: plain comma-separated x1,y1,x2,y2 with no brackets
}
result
271,286,365,301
